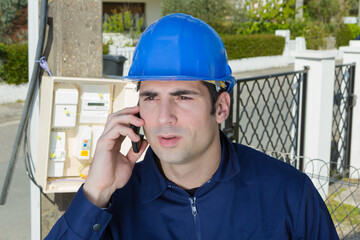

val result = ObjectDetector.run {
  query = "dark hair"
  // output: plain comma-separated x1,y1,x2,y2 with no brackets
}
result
137,81,225,115
201,81,226,115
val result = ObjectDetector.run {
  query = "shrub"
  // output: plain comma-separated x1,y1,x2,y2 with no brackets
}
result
336,24,353,48
103,10,143,47
0,43,28,85
347,24,360,39
304,22,326,50
103,42,110,55
103,39,113,55
288,19,307,39
237,0,296,35
220,34,285,60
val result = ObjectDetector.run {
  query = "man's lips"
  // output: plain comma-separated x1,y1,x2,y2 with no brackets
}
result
157,135,181,147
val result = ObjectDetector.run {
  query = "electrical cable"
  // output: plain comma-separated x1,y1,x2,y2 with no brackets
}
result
21,15,55,204
0,0,49,205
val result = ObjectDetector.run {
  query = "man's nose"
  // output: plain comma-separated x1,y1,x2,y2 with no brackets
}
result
157,99,176,125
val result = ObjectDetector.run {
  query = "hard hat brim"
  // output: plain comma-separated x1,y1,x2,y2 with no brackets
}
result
122,75,236,92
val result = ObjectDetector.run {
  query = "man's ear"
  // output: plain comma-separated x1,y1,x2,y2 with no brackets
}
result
215,92,230,124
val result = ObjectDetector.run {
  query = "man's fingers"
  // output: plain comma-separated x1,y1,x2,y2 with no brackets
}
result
102,113,144,135
106,105,140,125
98,124,142,149
126,139,148,164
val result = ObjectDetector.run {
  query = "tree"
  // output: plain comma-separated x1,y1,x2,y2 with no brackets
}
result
161,0,233,31
0,0,28,44
238,0,297,34
306,0,349,25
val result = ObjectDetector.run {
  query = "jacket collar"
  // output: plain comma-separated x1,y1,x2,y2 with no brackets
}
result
140,131,241,203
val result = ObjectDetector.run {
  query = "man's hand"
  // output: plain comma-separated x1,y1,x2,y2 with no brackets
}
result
83,105,148,208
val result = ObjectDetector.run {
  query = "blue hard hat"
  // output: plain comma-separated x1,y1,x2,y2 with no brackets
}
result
123,13,236,92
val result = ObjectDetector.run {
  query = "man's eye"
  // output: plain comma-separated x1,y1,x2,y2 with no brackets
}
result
144,96,156,101
178,96,191,100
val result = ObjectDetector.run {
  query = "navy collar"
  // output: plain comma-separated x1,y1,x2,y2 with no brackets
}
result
140,131,241,203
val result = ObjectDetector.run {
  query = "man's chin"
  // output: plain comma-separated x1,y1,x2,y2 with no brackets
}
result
152,147,190,165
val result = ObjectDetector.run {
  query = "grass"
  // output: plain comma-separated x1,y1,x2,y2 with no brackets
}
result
326,188,360,231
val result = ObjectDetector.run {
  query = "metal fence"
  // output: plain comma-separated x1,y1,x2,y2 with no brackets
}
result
331,63,356,179
300,158,360,240
268,153,360,239
238,148,360,239
223,65,359,239
224,67,309,170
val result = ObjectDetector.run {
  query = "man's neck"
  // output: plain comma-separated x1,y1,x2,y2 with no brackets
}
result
158,136,222,190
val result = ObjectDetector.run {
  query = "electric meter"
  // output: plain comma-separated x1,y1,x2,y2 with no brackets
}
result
79,84,110,123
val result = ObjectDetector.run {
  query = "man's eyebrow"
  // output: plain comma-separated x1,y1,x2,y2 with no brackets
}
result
139,91,158,97
139,89,200,97
169,90,200,96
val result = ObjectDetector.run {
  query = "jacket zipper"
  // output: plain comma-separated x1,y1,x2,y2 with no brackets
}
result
189,197,201,240
167,184,202,240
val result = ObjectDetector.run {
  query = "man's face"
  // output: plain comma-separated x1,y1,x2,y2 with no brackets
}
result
139,81,221,165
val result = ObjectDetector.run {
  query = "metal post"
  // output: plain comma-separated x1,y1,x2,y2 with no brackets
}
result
341,46,360,175
345,65,356,169
299,67,308,172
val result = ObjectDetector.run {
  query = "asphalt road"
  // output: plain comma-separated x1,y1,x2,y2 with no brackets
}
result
0,120,30,240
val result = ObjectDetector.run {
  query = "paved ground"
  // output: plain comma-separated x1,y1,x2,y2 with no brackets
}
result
0,102,31,240
232,64,295,79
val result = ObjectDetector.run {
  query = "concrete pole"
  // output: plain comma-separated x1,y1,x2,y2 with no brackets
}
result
340,41,360,177
41,0,103,237
28,1,41,239
294,50,337,200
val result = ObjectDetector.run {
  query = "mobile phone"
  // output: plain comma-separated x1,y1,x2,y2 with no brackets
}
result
130,113,144,153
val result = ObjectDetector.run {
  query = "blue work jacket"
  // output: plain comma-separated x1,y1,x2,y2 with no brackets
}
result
46,132,339,239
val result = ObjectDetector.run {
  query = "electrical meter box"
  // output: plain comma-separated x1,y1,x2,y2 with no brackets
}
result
36,76,140,193
79,84,110,124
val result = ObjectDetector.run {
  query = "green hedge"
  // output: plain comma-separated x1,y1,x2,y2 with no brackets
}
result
336,24,360,48
220,34,285,60
0,43,28,85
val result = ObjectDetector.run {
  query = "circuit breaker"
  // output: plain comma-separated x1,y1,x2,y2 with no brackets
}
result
48,132,66,177
76,125,92,160
52,85,78,128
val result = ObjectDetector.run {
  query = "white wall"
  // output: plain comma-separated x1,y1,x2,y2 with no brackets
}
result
0,83,28,104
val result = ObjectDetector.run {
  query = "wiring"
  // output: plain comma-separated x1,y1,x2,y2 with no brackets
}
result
0,0,51,205
78,163,91,180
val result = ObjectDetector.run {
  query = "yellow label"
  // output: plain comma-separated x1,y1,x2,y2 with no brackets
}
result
80,150,89,157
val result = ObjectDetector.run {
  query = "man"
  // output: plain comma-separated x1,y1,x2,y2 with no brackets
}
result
46,13,338,239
